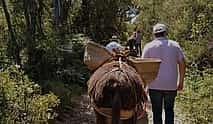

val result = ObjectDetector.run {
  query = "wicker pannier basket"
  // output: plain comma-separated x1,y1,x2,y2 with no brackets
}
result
129,58,161,84
84,41,113,70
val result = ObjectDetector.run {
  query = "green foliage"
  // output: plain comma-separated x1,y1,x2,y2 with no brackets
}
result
182,40,207,63
1,0,137,83
133,0,191,42
42,80,84,107
0,65,59,124
0,0,85,80
0,42,10,68
74,0,134,42
55,34,90,86
133,0,213,46
177,70,213,123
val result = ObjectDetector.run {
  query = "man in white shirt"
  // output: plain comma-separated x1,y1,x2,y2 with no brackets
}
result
142,23,186,124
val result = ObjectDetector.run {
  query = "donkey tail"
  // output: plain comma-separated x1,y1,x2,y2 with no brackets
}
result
112,90,121,124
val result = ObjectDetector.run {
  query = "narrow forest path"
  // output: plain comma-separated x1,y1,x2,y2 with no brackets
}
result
54,94,185,124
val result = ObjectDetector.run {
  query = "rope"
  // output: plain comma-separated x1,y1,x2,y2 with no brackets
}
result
93,105,135,120
93,103,147,120
137,102,147,120
119,57,122,68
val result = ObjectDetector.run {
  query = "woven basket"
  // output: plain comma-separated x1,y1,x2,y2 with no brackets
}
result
84,41,113,70
129,58,161,84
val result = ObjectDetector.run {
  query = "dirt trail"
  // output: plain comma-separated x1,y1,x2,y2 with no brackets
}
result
54,94,184,124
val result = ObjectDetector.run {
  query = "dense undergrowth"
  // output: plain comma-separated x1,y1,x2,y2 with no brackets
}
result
176,67,213,123
0,65,59,123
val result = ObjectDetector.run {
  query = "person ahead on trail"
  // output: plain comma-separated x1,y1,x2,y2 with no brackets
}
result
127,32,136,51
106,35,123,54
106,41,122,54
135,29,142,56
142,23,186,124
127,31,137,56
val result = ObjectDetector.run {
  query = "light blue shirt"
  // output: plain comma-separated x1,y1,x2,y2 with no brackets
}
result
142,37,184,90
106,41,122,53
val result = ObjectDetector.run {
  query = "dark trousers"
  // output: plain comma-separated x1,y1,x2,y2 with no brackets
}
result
149,89,177,124
135,43,142,56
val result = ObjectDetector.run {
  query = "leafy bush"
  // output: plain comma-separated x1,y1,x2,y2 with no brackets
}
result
22,32,90,87
176,69,213,124
54,34,90,86
41,80,84,107
0,65,59,124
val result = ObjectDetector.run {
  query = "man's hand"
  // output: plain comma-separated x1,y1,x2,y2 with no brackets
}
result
177,82,184,91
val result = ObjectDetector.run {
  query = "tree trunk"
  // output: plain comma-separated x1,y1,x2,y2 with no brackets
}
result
81,0,90,33
37,0,44,34
23,0,32,49
53,0,61,27
1,0,21,64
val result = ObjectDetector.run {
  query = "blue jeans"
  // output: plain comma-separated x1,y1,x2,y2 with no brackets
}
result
135,43,142,56
149,89,177,124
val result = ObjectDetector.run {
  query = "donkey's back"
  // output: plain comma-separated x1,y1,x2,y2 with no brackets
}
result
88,61,147,124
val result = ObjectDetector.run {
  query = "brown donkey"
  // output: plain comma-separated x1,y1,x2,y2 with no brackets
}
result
87,61,147,124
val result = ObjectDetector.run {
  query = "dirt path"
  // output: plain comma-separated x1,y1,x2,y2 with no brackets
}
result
54,95,96,124
54,94,184,124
